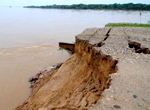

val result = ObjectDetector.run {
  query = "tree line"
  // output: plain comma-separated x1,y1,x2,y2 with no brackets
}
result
24,3,150,11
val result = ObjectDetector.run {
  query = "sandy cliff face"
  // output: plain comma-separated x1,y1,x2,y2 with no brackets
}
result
15,27,150,110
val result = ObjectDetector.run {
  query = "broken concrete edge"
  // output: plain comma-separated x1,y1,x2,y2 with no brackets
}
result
58,27,112,54
75,28,118,71
59,42,75,53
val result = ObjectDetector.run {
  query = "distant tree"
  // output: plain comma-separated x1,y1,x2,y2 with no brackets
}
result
24,3,150,11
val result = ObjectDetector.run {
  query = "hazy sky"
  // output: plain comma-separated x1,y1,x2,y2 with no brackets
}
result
0,0,150,6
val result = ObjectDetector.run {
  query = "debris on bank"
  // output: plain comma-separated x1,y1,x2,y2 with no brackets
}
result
28,63,63,88
59,42,75,53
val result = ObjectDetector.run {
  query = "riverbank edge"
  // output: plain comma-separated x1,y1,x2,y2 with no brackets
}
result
14,27,150,110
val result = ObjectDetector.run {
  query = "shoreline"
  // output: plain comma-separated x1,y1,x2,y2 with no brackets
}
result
23,7,150,12
24,3,150,11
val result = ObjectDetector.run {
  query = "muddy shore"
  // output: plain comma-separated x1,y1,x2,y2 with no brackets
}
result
15,27,150,110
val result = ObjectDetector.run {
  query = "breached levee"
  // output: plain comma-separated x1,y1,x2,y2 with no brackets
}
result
15,27,150,110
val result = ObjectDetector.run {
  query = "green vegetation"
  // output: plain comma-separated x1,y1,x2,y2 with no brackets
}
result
105,23,150,27
58,47,67,51
24,3,150,11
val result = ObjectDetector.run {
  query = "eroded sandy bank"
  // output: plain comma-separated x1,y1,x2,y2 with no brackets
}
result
15,27,150,110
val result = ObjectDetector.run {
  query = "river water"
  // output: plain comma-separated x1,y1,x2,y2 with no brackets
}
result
0,7,150,110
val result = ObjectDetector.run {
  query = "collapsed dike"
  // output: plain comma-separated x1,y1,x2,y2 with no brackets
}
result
15,27,150,110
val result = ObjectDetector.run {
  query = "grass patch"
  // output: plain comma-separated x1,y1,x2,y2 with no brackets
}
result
58,47,67,51
105,23,150,27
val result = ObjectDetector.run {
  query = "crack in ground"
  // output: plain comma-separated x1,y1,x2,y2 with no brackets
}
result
96,28,112,47
128,40,150,54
